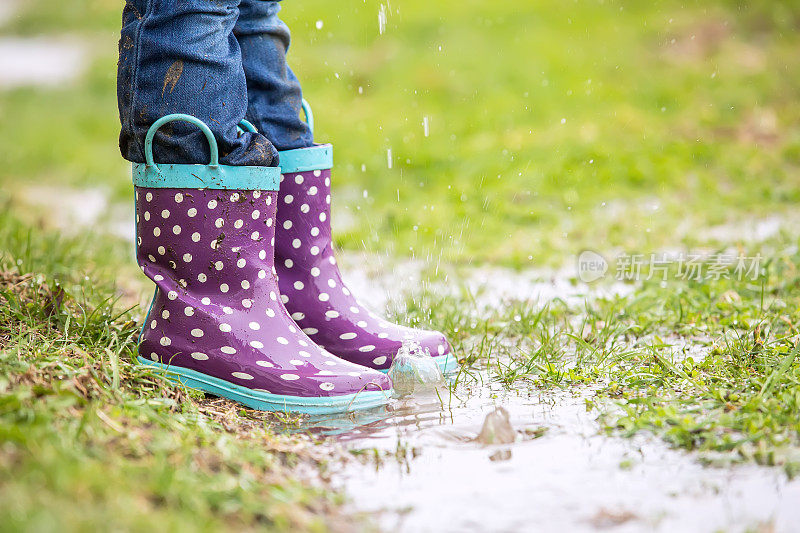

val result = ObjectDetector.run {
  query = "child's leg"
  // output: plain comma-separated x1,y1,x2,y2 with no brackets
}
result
235,0,313,151
117,0,277,166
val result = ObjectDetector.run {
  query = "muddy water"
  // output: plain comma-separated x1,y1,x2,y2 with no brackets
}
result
297,377,800,532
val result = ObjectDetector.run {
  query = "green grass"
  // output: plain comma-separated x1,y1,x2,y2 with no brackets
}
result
2,0,800,528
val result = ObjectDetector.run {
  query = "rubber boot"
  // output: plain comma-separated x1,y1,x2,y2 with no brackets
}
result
134,115,393,413
272,104,456,374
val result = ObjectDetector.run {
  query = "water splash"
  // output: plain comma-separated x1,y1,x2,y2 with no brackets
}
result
387,339,444,397
378,4,387,35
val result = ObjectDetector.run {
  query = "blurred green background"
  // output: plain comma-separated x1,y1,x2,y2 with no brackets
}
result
2,0,798,269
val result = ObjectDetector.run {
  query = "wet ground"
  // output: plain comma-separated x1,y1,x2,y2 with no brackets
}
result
296,373,800,532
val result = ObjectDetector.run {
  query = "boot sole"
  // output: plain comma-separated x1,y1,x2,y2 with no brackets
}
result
376,353,460,375
137,356,393,414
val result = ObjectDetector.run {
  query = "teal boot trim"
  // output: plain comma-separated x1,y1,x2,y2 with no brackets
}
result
137,355,394,414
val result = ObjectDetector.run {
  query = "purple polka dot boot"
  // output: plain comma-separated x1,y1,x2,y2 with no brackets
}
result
133,115,393,414
274,136,457,374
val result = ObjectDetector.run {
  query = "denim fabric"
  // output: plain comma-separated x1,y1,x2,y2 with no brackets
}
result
237,1,314,151
118,0,311,166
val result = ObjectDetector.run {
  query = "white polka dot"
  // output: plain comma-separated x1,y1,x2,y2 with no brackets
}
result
161,209,170,218
359,345,376,352
167,291,178,300
281,294,289,304
183,253,192,262
201,297,211,305
161,309,169,319
258,270,266,279
303,327,318,335
347,371,361,377
293,281,304,290
215,218,224,228
220,323,232,332
325,195,331,204
256,359,274,367
325,360,336,366
249,322,260,330
197,273,206,283
173,225,181,235
210,240,219,250
357,320,368,328
307,268,319,278
242,299,252,308
184,306,194,316
265,308,276,317
258,250,267,260
232,372,253,380
298,340,308,347
284,259,294,268
328,279,337,288
317,370,334,376
284,194,294,204
230,193,240,202
373,356,387,365
349,306,360,314
252,210,260,219
208,199,217,209
310,246,320,255
282,220,293,230
220,283,229,293
292,238,301,249
188,208,197,218
340,332,357,340
191,328,204,338
144,211,151,221
191,232,201,242
191,352,208,360
313,170,321,177
277,337,289,345
329,256,337,265
319,382,335,391
378,332,389,339
319,212,327,222
215,261,224,270
148,254,156,262
290,359,304,366
173,192,184,203
223,306,233,315
253,191,261,199
234,219,243,229
251,231,260,240
308,186,318,196
325,310,340,319
291,312,305,320
241,280,250,289
237,258,246,268
153,274,164,281
265,196,272,205
249,341,265,350
300,203,310,214
221,346,236,355
146,192,153,201
318,293,329,302
294,174,304,184
438,345,445,355
153,227,161,237
280,373,300,381
160,336,171,346
310,227,320,236
343,287,351,296
299,350,311,357
150,319,157,329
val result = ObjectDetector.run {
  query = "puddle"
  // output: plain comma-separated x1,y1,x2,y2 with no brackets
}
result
0,36,87,88
17,185,134,242
293,372,800,532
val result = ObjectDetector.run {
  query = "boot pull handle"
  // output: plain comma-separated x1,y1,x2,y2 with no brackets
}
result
301,99,314,135
145,114,219,169
236,99,314,138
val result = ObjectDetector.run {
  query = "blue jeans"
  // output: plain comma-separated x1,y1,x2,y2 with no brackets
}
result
118,0,313,167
